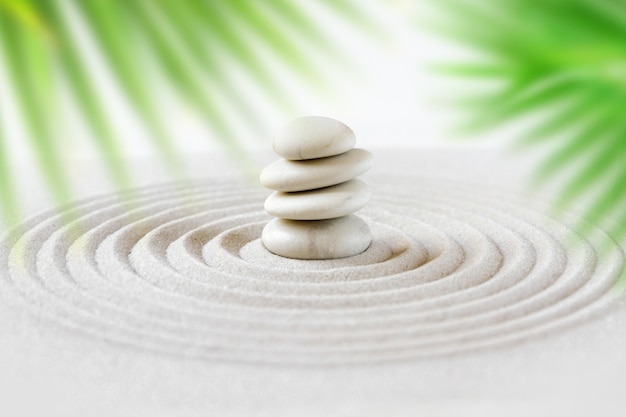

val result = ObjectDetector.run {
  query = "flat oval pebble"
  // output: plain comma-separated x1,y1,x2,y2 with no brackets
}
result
260,148,373,192
273,116,356,160
262,215,372,259
264,179,370,220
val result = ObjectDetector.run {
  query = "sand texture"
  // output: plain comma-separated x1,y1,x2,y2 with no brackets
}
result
1,150,625,416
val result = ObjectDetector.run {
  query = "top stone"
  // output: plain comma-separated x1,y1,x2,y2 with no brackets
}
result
273,116,356,160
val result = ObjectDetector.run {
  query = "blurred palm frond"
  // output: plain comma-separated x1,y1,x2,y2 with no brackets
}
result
0,0,379,226
430,0,626,240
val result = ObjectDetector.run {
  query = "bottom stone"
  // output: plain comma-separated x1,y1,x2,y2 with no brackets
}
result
262,215,372,260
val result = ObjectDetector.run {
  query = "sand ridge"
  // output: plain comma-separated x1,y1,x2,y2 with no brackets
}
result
0,173,623,365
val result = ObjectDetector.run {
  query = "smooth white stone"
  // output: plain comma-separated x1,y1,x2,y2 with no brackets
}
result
273,116,356,160
260,148,373,192
264,179,370,220
262,215,372,259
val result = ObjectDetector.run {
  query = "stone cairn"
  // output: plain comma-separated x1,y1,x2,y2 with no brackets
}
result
260,116,373,259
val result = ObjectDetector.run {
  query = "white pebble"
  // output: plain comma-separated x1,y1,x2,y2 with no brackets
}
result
261,215,372,259
273,116,355,160
260,148,373,192
264,179,370,220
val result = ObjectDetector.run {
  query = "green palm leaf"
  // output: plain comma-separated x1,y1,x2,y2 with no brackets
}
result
0,5,70,224
0,0,380,226
430,0,626,242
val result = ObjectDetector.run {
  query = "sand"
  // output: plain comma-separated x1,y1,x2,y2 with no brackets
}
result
0,150,625,416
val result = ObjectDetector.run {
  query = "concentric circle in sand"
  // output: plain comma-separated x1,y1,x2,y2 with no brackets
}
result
0,176,623,364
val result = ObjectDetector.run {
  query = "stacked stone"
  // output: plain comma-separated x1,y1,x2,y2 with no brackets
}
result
260,116,374,260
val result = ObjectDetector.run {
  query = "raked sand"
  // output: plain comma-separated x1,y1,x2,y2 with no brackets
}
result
0,150,625,415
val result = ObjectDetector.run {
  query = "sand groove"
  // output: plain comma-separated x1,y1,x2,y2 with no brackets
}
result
1,177,623,364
